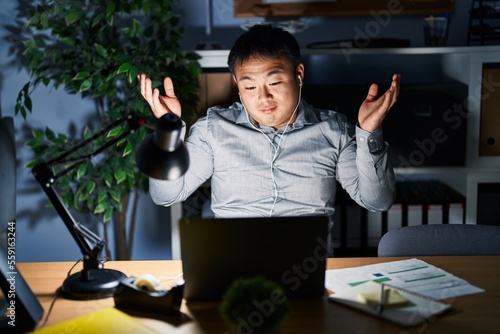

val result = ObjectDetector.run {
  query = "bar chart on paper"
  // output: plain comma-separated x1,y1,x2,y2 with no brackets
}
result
325,258,484,300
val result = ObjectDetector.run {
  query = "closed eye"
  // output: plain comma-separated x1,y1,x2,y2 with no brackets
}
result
244,81,282,90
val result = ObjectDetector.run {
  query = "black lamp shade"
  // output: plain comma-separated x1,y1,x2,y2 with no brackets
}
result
135,113,189,180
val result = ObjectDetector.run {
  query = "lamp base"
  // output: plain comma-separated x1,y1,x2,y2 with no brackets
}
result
60,268,126,300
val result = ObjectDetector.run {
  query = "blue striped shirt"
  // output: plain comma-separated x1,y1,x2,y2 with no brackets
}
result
149,99,395,218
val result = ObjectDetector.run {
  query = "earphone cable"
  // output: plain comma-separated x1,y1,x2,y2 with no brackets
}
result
241,84,302,216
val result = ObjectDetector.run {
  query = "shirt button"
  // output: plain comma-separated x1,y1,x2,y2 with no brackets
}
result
359,137,365,142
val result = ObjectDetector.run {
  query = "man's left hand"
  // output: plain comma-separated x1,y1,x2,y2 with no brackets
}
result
358,73,401,132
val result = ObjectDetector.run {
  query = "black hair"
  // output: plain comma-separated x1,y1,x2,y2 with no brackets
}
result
227,24,301,75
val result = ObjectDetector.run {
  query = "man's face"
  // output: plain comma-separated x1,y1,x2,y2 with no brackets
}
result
233,55,304,130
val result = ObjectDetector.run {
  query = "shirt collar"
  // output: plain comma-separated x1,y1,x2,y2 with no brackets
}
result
235,99,320,132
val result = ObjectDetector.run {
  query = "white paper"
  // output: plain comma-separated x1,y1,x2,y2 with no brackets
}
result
325,258,484,300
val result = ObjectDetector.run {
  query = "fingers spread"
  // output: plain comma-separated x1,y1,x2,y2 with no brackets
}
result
144,77,153,106
151,88,164,117
365,83,379,102
164,77,177,98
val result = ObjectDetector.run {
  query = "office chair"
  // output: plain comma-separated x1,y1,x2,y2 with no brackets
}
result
378,224,500,256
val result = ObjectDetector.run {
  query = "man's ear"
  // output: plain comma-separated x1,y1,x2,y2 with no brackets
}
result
296,63,305,83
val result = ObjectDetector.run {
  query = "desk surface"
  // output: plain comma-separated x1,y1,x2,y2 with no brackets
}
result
19,256,500,334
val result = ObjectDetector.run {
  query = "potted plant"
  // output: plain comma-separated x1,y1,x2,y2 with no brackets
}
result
3,0,201,259
219,276,292,334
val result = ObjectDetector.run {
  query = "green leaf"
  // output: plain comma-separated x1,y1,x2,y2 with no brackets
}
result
59,37,75,46
122,142,132,157
25,96,33,112
103,207,113,222
109,190,121,203
87,181,96,194
107,126,122,138
45,128,56,141
94,202,107,214
33,36,46,48
83,126,93,140
91,12,105,27
104,173,113,187
122,27,133,38
98,190,107,202
65,10,83,26
106,3,115,26
106,2,116,17
72,71,89,80
57,133,68,143
32,143,49,156
80,79,93,92
32,129,44,139
78,191,89,202
26,159,43,169
128,65,139,83
114,170,127,184
95,44,108,58
133,18,141,34
117,62,131,74
23,39,36,51
41,13,50,29
77,163,87,179
26,14,40,27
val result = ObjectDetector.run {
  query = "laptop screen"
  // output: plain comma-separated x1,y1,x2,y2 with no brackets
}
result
179,216,329,301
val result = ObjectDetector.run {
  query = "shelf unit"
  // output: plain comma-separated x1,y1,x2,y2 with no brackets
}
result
195,46,500,219
468,0,500,45
165,47,500,257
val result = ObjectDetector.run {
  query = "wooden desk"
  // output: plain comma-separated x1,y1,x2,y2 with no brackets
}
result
19,256,500,334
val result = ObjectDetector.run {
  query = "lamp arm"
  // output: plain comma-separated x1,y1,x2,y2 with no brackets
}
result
47,114,142,165
49,114,145,179
32,162,104,270
31,113,146,271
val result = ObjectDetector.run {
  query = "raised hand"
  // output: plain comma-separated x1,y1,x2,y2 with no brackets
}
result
358,73,401,132
138,74,182,119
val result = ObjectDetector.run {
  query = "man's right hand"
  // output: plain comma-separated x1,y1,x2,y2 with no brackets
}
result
138,74,182,119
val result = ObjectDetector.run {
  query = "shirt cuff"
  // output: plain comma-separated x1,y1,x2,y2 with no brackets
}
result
355,125,387,155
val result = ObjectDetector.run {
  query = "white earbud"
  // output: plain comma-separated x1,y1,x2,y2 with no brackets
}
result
298,75,302,86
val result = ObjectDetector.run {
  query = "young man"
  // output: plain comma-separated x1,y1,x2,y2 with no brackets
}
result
138,24,399,224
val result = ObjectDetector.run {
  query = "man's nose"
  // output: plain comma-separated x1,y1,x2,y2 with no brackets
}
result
258,86,272,102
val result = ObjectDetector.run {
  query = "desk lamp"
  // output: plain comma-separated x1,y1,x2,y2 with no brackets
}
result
32,113,188,300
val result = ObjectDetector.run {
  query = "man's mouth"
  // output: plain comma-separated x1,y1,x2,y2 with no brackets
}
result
260,106,276,114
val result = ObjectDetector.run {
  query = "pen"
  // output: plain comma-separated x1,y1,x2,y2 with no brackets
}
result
377,283,385,314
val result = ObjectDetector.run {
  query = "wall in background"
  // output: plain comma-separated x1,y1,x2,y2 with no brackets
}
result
0,0,480,262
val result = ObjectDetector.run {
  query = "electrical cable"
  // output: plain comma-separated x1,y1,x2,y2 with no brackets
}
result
35,259,83,330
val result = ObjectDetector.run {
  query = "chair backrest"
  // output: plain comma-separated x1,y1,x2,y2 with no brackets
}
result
378,224,500,257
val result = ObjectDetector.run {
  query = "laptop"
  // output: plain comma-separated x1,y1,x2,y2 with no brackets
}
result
179,216,329,301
